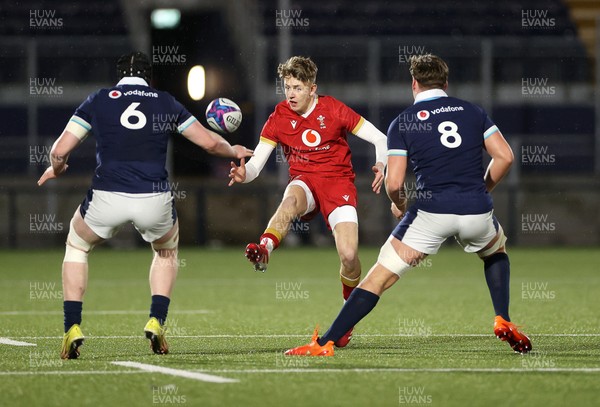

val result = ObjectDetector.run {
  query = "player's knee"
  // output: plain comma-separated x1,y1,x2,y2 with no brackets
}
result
64,219,94,264
377,237,412,277
280,194,301,213
338,247,359,271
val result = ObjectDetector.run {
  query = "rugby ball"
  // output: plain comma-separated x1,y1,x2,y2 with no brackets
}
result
205,98,242,133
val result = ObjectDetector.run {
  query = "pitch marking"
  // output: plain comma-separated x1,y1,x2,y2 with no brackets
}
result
111,361,238,383
0,338,36,347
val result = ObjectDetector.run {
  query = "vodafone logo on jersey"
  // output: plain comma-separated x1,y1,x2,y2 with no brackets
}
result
417,110,430,121
108,90,122,99
301,129,321,147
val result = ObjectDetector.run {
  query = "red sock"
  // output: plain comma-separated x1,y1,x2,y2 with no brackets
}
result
342,283,356,301
260,232,280,251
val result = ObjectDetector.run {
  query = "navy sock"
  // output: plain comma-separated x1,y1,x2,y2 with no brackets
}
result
64,301,83,333
149,295,170,325
484,252,511,321
318,288,380,346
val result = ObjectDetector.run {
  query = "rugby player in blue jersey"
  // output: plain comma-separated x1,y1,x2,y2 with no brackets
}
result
285,54,531,356
37,52,253,359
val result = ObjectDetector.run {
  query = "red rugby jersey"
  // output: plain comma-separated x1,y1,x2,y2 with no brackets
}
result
260,95,364,177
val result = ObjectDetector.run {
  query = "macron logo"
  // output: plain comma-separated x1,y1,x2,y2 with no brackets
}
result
342,195,350,202
291,120,297,129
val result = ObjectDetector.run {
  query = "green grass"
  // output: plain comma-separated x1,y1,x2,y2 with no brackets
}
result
0,247,599,406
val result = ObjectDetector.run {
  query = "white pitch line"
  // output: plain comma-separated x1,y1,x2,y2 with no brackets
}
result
111,361,238,383
7,333,600,340
1,367,598,377
0,338,37,347
0,370,149,376
210,367,600,374
0,310,212,316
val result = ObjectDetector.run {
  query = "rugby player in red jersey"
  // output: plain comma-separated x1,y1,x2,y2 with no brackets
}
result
228,56,387,348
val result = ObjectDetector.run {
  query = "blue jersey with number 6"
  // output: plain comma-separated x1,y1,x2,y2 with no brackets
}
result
71,77,197,193
387,90,499,215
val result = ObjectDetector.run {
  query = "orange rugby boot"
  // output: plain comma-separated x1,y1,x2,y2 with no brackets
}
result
284,326,334,356
494,316,532,354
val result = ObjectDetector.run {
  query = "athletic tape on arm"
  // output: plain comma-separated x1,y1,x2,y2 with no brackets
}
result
64,116,90,141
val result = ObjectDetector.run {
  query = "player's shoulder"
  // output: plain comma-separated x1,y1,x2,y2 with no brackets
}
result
316,94,345,109
443,96,486,115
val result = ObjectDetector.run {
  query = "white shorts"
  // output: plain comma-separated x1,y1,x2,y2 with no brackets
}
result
80,189,176,242
391,208,499,255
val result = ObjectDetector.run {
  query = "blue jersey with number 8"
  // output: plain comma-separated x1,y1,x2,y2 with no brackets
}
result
387,92,498,215
71,78,197,193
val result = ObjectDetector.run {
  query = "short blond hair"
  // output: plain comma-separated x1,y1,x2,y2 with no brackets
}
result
409,54,449,89
277,56,318,84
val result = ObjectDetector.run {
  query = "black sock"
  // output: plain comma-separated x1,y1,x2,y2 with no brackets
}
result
149,295,170,325
64,301,83,333
484,252,510,321
318,288,380,346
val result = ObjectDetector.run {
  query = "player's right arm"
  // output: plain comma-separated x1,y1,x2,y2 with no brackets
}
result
385,155,408,218
483,128,514,192
228,137,275,186
37,116,90,186
386,116,408,218
181,121,253,159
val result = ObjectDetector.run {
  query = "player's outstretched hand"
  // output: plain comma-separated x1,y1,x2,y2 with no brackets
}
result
228,157,246,186
231,145,254,160
37,165,68,186
390,201,406,219
371,162,385,194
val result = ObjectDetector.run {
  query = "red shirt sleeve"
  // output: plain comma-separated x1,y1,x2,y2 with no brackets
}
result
259,110,280,147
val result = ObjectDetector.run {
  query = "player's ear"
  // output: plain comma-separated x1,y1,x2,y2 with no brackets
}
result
309,82,317,96
442,81,448,91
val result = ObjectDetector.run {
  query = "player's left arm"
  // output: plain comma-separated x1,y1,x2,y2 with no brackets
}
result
352,118,388,194
181,120,253,159
37,119,89,186
483,127,514,192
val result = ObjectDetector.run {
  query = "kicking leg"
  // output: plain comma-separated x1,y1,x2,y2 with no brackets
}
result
246,184,308,271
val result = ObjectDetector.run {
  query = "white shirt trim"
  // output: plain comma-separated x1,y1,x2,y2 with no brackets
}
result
414,89,448,104
117,77,149,87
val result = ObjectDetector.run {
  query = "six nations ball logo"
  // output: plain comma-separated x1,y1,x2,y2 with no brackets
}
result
109,90,122,99
417,110,430,121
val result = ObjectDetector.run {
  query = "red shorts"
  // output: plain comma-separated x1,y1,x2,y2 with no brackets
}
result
289,174,357,229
